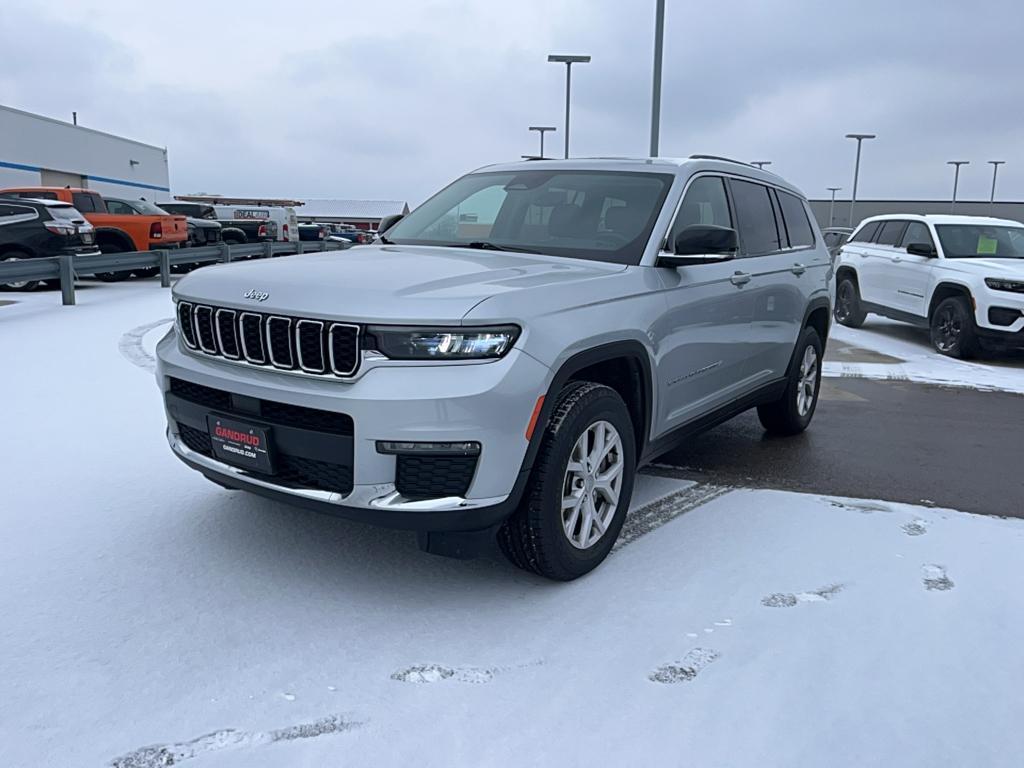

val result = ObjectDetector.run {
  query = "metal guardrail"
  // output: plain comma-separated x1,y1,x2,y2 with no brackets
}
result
0,239,352,306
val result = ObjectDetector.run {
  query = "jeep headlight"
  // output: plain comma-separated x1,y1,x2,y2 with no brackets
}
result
366,325,520,360
984,278,1024,293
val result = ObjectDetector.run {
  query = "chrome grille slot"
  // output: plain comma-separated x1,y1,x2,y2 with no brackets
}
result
177,301,197,348
176,303,360,378
267,316,294,369
194,306,218,354
215,309,240,359
240,313,266,364
329,323,360,376
296,319,326,373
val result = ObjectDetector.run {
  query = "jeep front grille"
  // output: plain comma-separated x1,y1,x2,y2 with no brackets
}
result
176,301,360,377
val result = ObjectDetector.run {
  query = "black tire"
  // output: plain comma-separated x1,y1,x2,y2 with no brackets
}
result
498,382,636,581
134,267,160,278
834,275,866,327
94,242,132,282
0,251,40,292
757,326,823,436
930,296,978,359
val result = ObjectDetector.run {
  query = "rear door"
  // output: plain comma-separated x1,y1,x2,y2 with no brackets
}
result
846,220,886,305
868,219,909,309
655,174,756,431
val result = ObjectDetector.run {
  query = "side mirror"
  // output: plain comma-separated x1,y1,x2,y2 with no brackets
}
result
657,225,738,267
906,242,936,257
378,213,404,234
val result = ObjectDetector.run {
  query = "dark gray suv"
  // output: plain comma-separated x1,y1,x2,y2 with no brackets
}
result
157,156,832,579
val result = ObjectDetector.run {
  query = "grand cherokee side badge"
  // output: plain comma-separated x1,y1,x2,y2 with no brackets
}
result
244,289,270,302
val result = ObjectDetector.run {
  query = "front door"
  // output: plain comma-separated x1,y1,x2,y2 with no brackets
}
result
885,220,936,317
654,175,755,433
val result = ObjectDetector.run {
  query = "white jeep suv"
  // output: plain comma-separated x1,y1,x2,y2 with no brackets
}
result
834,214,1024,357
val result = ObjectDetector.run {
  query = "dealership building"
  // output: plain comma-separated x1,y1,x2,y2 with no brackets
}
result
0,104,170,199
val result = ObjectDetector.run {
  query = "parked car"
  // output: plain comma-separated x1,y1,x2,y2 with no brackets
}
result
328,224,371,245
157,156,831,580
835,214,1024,357
0,196,102,291
207,205,298,244
0,187,187,281
104,197,221,276
157,202,248,245
298,223,326,241
822,227,852,258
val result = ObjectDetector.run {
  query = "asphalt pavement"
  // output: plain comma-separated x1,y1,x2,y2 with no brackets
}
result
655,376,1024,519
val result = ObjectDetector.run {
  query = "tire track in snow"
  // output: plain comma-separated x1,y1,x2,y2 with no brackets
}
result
614,476,733,552
118,318,173,372
109,714,362,768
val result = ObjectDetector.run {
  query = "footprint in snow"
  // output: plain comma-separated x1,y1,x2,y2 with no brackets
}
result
649,648,720,684
762,583,844,608
902,519,929,536
922,564,954,591
390,664,494,684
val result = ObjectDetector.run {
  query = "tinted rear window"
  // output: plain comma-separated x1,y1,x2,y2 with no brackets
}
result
776,191,814,248
72,192,106,213
851,221,881,243
876,220,908,246
730,180,782,255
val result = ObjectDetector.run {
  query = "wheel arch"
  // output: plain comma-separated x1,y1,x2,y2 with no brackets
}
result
928,282,974,320
94,227,135,252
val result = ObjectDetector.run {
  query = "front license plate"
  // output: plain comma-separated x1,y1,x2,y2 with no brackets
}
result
207,415,273,474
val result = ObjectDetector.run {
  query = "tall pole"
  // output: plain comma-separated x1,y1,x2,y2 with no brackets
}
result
529,126,556,159
846,133,876,227
987,160,1005,209
649,0,665,157
947,161,969,212
827,187,842,228
548,55,591,159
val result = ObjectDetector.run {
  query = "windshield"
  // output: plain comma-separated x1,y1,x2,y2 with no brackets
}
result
386,169,674,265
935,224,1024,259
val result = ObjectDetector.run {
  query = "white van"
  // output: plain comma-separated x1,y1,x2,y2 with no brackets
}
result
210,205,299,243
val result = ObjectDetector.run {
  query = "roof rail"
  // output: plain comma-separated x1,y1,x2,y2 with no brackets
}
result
688,154,757,168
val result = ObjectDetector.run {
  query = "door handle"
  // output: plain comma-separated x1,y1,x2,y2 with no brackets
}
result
791,263,806,275
730,272,751,286
859,252,868,258
892,256,902,263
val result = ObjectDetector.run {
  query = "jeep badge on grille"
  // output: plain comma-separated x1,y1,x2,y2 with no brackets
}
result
243,289,269,302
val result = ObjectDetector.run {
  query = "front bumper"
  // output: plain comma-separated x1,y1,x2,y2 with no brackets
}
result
155,330,550,531
976,291,1024,345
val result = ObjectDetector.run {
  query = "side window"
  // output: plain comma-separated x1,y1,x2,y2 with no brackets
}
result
667,175,731,246
104,200,132,215
776,191,815,248
730,179,782,256
71,192,104,213
15,191,58,201
0,203,35,222
875,220,908,246
850,221,881,243
901,222,935,250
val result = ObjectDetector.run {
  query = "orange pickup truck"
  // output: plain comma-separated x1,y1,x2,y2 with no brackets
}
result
0,186,187,280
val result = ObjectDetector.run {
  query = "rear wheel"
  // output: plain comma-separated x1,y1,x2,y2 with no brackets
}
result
757,326,823,436
834,275,866,327
0,253,40,292
498,382,636,581
930,296,978,359
94,241,132,282
134,266,160,278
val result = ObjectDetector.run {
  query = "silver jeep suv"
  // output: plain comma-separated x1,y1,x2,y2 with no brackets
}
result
157,156,832,580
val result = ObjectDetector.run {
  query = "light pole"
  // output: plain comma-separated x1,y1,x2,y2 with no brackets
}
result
827,187,842,228
845,133,876,227
528,126,556,159
547,54,591,159
987,160,1005,209
751,161,772,170
649,0,665,156
947,161,969,212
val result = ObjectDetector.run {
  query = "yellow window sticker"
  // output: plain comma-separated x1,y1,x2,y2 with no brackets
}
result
977,236,998,254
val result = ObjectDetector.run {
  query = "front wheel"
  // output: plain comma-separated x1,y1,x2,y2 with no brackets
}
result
757,326,823,436
834,276,866,327
498,382,636,581
930,296,978,359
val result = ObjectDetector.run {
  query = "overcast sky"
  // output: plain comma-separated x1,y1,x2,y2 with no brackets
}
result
3,0,1022,205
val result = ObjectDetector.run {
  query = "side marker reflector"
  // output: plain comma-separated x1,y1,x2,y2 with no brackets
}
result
525,395,545,441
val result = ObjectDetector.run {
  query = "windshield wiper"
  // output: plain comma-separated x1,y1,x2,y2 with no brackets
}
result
462,241,542,254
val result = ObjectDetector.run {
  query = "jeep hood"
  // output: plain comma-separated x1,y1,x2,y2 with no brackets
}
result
172,244,626,323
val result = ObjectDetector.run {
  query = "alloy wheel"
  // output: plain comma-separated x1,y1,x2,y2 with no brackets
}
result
934,307,962,353
2,257,30,290
561,420,624,550
796,344,819,417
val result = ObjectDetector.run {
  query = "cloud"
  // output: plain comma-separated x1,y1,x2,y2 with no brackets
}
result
2,0,1023,204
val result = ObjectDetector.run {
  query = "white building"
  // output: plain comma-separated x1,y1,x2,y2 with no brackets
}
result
0,104,170,199
297,199,410,229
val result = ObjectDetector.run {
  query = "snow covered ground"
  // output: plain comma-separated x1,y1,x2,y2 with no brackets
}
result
826,317,1024,394
3,283,1024,767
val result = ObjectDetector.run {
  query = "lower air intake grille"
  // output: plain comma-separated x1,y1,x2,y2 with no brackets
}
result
396,455,479,500
178,423,213,456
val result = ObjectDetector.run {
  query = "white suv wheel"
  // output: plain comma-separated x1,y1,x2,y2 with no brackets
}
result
561,420,624,550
